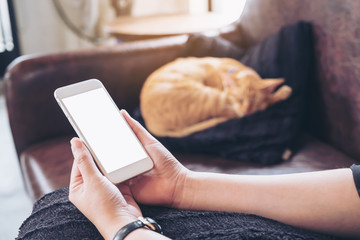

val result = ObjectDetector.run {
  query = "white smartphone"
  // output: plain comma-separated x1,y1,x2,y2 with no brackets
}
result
54,79,153,184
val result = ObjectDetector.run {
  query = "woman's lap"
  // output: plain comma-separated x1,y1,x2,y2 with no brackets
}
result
17,188,338,240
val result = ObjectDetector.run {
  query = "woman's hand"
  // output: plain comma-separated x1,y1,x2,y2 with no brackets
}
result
121,110,191,208
69,138,141,240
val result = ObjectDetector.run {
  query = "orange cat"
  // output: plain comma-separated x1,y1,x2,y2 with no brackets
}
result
140,57,292,137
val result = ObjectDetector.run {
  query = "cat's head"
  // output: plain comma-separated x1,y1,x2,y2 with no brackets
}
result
227,76,287,115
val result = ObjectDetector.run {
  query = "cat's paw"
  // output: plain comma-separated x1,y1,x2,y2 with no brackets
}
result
274,85,292,100
278,85,292,99
268,85,292,105
232,102,246,117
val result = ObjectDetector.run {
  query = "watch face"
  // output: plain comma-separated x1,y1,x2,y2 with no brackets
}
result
113,217,163,240
138,217,162,234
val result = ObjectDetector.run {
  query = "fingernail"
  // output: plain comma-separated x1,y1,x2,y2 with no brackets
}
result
70,138,82,156
70,138,75,149
121,109,130,117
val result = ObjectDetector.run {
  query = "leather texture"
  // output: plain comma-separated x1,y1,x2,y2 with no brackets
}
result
4,0,360,201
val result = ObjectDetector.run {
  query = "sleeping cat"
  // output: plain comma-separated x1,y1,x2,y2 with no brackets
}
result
140,57,292,137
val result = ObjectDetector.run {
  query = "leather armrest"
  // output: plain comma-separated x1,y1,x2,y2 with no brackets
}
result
4,36,188,157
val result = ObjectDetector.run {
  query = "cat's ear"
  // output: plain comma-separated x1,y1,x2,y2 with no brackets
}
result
260,78,285,93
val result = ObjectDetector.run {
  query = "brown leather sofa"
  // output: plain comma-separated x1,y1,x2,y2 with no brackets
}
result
4,0,360,202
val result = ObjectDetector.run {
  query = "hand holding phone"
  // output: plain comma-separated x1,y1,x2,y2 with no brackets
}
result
54,79,153,184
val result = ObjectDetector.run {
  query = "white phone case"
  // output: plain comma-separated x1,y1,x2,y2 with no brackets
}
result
54,79,153,184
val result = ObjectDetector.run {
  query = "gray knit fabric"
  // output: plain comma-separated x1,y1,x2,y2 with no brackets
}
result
17,188,341,240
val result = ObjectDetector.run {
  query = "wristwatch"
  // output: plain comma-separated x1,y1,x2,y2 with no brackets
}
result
113,217,163,240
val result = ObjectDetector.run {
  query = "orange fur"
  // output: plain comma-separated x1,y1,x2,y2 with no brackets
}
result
140,57,292,137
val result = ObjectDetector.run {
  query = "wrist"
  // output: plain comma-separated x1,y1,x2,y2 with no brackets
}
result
98,216,138,240
112,217,164,240
172,170,199,209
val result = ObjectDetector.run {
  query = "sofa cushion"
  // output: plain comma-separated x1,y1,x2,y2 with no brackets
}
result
20,136,74,201
21,134,355,201
135,22,314,165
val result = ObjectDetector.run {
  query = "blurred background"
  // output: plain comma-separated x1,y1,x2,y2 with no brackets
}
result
0,0,244,239
8,0,244,56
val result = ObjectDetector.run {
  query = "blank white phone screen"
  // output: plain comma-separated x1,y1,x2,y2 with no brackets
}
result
62,88,148,173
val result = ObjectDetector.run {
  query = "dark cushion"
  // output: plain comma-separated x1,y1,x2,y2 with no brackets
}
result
134,22,314,165
181,32,245,59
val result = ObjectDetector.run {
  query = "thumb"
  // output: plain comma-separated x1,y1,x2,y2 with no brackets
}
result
121,109,158,146
71,138,102,181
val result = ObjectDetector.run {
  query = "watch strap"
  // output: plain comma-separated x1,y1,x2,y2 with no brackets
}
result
113,217,162,240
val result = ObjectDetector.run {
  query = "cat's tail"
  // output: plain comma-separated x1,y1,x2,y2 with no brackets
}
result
152,117,229,138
